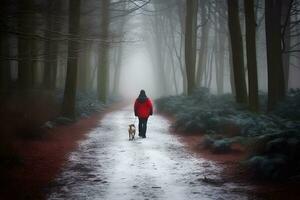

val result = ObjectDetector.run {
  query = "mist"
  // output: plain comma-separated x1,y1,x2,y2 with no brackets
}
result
1,0,300,199
119,47,158,99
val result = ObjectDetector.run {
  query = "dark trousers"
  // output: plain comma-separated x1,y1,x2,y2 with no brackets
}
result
138,118,148,137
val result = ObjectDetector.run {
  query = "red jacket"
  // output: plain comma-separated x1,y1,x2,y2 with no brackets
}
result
134,98,153,119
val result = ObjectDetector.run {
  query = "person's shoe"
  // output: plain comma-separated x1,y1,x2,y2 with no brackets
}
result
142,136,146,138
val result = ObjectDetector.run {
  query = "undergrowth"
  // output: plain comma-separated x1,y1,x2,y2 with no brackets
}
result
156,88,300,180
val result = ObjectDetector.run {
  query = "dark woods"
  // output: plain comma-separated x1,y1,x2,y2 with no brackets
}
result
158,0,300,181
0,0,135,119
184,0,299,111
0,0,299,152
0,0,299,194
0,0,299,117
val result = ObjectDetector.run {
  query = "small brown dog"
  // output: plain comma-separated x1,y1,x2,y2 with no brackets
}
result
128,124,136,140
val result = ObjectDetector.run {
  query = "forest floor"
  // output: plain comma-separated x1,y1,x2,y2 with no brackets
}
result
45,106,294,200
175,133,300,200
163,113,300,200
0,102,125,200
1,104,299,199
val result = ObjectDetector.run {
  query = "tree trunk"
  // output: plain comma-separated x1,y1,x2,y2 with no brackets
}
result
78,43,92,91
281,0,293,91
216,2,225,95
166,39,179,94
244,0,259,111
112,44,123,96
265,0,285,111
112,1,127,96
216,32,225,94
152,10,168,96
98,0,110,103
43,0,61,90
185,0,198,95
62,0,81,118
175,0,187,94
0,33,10,93
207,44,214,89
227,0,248,103
31,37,39,86
17,0,34,89
196,1,209,87
170,6,186,94
282,27,290,91
228,40,236,96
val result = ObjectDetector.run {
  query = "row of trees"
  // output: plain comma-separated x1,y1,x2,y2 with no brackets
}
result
0,0,150,118
1,0,299,118
142,0,299,111
182,0,300,111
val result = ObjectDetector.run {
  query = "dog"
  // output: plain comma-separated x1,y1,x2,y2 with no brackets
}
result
128,124,136,141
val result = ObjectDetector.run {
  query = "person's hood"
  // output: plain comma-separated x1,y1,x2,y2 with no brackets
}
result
137,93,148,103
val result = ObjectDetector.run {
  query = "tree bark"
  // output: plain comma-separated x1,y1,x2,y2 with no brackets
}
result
244,0,259,111
112,44,123,96
216,2,225,95
216,32,225,94
112,1,127,96
62,0,81,118
281,0,293,91
17,0,34,89
0,32,10,93
98,0,110,103
227,0,248,103
265,0,285,111
78,43,92,91
196,1,209,87
185,0,198,95
43,0,61,90
171,3,186,94
228,37,236,96
152,9,168,96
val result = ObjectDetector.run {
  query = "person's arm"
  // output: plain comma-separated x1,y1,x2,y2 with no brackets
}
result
149,99,153,115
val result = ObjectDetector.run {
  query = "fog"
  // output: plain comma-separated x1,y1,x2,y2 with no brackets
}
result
108,0,300,102
1,0,300,108
119,48,158,99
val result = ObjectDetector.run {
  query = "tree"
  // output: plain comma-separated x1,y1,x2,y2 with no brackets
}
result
17,0,35,89
196,0,210,87
281,0,293,91
112,44,123,95
215,1,225,95
175,0,187,94
43,0,62,90
0,7,10,94
112,3,126,96
185,0,198,95
265,0,285,111
244,0,259,111
62,0,81,118
98,0,110,102
227,0,248,104
78,43,92,92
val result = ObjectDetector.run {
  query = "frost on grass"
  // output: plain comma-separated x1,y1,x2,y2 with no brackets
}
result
42,91,108,128
156,88,300,180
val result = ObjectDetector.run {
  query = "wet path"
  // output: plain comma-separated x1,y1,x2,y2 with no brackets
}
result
47,106,256,200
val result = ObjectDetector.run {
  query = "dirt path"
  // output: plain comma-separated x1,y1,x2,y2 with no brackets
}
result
46,106,258,200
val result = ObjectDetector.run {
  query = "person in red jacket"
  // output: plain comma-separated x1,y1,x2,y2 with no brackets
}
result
134,90,153,138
